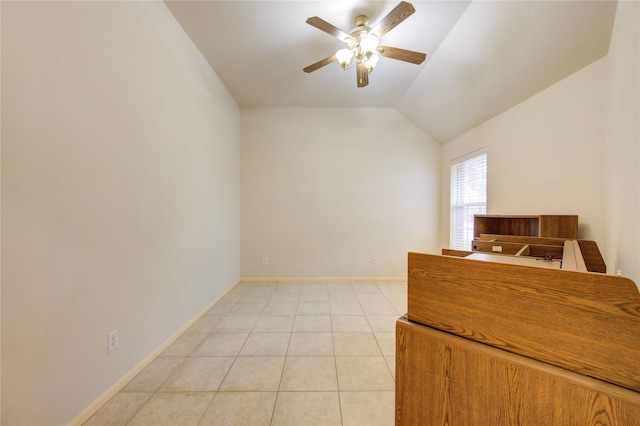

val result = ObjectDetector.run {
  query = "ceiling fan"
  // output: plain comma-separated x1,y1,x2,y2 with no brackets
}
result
303,1,427,88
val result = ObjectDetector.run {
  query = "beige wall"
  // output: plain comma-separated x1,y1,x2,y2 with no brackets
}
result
440,58,607,254
241,107,441,278
440,1,640,287
604,0,640,284
1,2,240,424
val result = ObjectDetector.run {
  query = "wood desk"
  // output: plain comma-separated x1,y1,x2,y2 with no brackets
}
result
396,252,640,425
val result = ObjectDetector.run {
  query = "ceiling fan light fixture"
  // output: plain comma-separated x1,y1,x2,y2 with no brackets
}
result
336,48,354,69
360,33,379,53
364,53,379,73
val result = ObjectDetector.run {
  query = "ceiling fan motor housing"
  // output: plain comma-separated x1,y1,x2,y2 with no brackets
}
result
347,17,373,56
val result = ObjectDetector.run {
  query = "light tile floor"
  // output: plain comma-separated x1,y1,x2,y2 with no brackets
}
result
84,281,407,426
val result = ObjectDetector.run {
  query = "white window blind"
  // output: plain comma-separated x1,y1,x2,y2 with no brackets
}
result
450,150,487,250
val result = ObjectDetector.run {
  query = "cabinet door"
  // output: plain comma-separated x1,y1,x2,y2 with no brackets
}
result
396,319,640,426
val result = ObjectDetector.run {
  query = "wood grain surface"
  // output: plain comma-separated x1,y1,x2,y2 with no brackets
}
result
407,252,640,392
396,318,640,426
473,215,578,239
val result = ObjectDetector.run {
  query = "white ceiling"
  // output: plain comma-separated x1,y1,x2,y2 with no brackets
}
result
164,0,617,142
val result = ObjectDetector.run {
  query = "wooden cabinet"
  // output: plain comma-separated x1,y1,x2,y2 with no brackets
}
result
468,215,607,272
473,214,578,239
396,252,640,426
396,319,640,425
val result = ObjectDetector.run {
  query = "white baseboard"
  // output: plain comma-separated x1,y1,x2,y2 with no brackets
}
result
67,279,241,426
239,277,406,282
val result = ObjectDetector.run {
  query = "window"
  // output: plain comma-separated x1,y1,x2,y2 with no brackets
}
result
450,149,487,250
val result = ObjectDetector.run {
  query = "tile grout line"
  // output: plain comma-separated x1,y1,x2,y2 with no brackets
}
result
90,281,405,425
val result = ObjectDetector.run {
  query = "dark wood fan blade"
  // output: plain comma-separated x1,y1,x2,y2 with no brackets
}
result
356,60,369,87
377,46,426,64
306,17,350,41
373,1,415,37
303,55,337,73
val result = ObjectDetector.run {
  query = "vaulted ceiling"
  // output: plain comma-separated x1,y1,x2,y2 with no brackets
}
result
165,0,617,142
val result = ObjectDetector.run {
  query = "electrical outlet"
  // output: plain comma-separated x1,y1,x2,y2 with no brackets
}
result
372,257,378,264
108,329,119,353
262,257,268,265
389,256,395,265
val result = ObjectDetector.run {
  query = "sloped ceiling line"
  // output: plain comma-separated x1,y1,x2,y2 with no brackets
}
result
164,0,616,143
